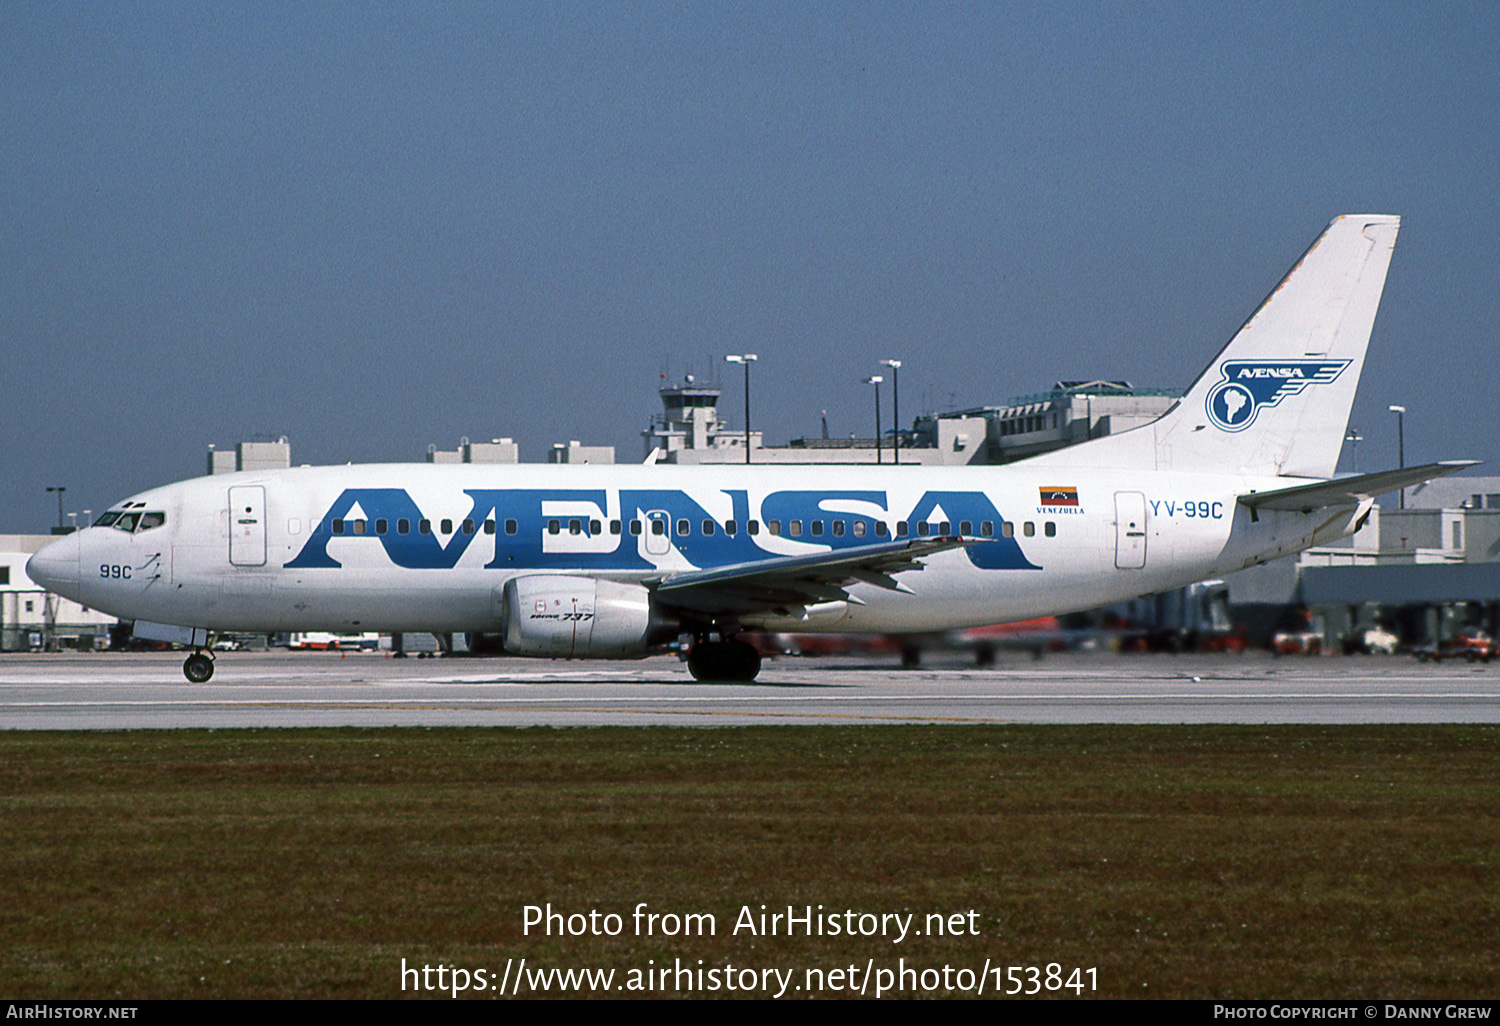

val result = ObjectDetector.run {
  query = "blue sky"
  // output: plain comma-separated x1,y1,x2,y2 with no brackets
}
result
3,2,1497,529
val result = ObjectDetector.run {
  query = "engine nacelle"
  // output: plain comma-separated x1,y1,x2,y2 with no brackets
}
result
501,575,671,658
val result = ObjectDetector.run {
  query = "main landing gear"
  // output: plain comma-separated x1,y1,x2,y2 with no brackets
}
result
687,637,762,682
183,650,215,683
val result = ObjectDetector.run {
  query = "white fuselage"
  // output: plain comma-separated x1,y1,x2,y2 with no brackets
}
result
35,462,1357,637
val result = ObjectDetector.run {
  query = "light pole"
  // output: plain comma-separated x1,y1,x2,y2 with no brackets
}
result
46,486,66,532
879,359,902,464
725,354,758,464
864,376,884,464
1344,428,1363,474
1388,405,1406,509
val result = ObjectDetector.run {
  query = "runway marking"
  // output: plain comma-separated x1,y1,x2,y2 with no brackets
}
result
3,691,1497,709
4,672,1496,688
6,655,1499,726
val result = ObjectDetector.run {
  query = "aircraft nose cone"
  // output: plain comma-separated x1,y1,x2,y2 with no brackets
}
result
26,533,82,598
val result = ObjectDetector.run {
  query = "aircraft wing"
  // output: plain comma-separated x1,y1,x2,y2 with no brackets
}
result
1238,461,1481,512
651,536,978,616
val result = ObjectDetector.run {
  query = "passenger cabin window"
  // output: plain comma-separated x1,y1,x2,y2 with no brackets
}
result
591,520,602,535
505,519,518,535
331,518,344,535
767,520,781,536
676,519,690,536
548,520,560,535
748,520,759,535
789,520,802,537
375,518,388,535
610,520,621,535
398,519,411,535
702,519,715,536
1045,521,1056,537
1023,522,1035,537
875,522,888,537
483,519,495,535
810,521,823,537
420,519,432,535
462,518,475,535
1001,522,1014,538
629,520,642,536
725,519,737,536
651,520,665,536
440,519,453,535
569,519,582,535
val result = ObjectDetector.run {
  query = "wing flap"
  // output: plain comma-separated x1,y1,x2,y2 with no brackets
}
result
652,536,976,616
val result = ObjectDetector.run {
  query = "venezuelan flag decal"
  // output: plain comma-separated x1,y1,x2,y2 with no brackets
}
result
1038,486,1079,507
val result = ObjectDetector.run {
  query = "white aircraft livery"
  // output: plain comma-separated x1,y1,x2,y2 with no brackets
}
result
27,214,1474,683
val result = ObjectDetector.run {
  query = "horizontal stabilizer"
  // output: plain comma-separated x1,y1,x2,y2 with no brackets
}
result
1238,461,1481,512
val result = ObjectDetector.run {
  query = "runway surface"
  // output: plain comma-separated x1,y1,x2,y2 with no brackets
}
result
2,649,1498,728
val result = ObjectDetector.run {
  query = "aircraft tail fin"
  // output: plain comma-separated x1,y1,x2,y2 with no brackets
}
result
1026,214,1401,478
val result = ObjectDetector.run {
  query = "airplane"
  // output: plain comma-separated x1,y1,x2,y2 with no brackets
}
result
27,214,1476,684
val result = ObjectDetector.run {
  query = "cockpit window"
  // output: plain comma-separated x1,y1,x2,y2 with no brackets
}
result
100,508,166,532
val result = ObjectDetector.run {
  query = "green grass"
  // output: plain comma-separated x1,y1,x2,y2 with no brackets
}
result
1,726,1497,998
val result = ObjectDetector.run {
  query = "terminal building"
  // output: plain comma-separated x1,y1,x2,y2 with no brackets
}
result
642,377,1179,467
1,535,118,651
424,438,521,464
640,376,1178,466
1241,476,1500,651
910,380,1181,465
208,438,293,475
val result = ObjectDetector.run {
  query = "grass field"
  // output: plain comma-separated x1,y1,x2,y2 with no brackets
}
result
1,725,1497,999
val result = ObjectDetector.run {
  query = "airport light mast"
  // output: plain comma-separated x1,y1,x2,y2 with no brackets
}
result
725,354,758,464
46,486,66,533
864,376,884,464
879,359,902,464
1388,405,1406,508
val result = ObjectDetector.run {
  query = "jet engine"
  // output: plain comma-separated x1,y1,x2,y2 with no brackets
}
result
500,575,674,658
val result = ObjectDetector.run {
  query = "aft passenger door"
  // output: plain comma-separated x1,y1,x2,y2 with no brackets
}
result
228,486,267,566
1114,491,1147,569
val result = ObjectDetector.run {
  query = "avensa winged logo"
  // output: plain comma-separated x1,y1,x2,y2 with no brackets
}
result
1205,360,1350,432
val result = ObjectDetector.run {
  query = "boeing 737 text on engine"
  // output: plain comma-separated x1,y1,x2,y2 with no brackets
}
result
27,215,1474,682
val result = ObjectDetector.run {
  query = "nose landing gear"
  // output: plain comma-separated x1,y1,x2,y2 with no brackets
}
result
183,650,215,683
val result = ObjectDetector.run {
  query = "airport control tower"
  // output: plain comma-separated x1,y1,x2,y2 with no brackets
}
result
642,376,762,461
